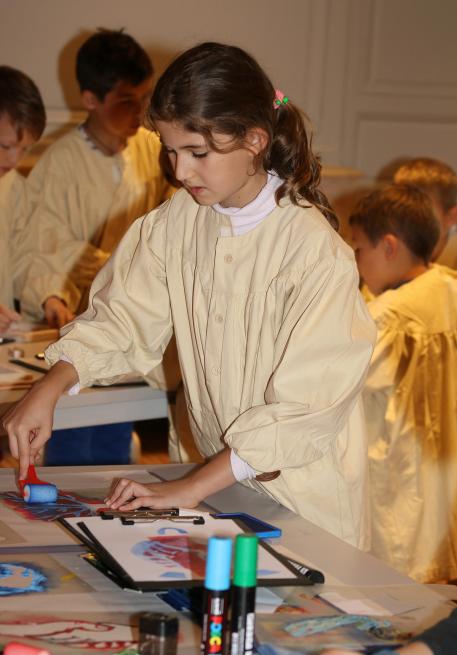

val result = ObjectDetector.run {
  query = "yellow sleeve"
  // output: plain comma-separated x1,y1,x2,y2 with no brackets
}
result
0,171,68,319
20,254,82,320
224,256,376,472
7,172,31,303
27,155,110,288
45,204,173,388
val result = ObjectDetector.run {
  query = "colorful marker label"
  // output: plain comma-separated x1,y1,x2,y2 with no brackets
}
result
201,591,227,654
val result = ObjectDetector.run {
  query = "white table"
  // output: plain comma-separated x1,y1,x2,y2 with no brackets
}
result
0,340,168,430
0,464,454,654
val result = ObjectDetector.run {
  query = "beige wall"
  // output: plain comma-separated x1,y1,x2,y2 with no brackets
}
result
1,0,456,180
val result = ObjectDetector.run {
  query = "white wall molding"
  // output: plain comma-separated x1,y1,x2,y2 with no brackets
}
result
339,0,457,176
4,0,456,180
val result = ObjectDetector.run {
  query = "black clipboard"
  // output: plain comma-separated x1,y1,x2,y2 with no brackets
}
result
60,512,313,592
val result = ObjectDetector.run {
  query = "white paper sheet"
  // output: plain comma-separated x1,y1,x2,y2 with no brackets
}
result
67,510,298,585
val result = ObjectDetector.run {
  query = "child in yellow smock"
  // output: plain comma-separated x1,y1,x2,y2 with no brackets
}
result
350,184,457,581
0,66,74,332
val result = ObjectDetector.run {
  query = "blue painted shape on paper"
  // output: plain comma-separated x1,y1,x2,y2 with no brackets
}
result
257,569,279,576
157,527,188,535
0,562,48,596
284,614,391,637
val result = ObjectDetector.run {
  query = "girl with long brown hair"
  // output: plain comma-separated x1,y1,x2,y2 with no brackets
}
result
4,43,375,547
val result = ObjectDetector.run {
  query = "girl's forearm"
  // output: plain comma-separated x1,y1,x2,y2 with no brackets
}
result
39,359,80,398
189,448,237,499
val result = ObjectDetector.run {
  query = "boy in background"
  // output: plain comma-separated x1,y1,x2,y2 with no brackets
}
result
394,157,457,268
0,66,73,332
26,29,172,312
350,184,457,583
25,30,179,465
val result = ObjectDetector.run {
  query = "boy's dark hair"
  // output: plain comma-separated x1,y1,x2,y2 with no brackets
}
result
76,29,153,100
0,66,46,139
149,42,337,229
394,158,457,212
349,184,440,263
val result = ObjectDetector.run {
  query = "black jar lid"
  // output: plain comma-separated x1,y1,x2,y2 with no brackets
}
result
139,612,179,638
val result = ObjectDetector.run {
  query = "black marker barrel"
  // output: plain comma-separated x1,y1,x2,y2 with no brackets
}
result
230,534,258,655
201,536,232,655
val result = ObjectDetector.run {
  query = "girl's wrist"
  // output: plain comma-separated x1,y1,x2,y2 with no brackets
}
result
36,360,79,400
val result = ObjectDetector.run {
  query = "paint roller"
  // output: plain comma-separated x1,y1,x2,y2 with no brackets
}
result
18,465,58,504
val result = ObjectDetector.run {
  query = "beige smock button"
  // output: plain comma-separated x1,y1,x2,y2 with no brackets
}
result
215,314,224,323
224,254,233,263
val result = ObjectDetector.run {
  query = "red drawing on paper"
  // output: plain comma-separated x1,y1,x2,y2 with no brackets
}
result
0,616,135,650
132,535,208,577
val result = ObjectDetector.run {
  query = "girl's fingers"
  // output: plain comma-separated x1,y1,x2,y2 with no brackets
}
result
106,480,152,508
105,478,131,505
33,448,44,464
14,425,39,478
8,432,19,459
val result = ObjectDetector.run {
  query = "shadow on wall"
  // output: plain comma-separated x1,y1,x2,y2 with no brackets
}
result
144,42,177,81
58,29,92,110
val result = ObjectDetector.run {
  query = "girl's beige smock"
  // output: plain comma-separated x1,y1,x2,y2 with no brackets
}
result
365,265,457,582
46,189,376,548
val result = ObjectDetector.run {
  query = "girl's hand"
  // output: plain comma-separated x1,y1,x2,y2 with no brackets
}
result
3,380,58,478
2,360,79,478
105,478,202,511
105,448,237,511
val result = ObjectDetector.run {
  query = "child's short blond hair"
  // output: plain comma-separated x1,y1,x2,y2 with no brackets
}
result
349,184,440,264
394,157,457,212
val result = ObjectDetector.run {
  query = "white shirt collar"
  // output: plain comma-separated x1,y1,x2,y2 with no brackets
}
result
213,172,283,236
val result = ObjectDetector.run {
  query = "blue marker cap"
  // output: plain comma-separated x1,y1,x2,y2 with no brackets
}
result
204,536,232,591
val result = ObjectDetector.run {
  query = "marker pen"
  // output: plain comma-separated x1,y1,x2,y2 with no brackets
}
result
285,555,325,584
201,536,232,655
230,534,258,655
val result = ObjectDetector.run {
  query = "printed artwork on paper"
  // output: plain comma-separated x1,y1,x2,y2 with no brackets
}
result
0,553,92,596
0,490,103,522
0,613,137,653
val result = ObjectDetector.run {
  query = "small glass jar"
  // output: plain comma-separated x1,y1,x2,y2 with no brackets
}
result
138,612,179,655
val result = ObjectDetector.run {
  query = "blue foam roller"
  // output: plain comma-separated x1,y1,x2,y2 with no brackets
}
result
23,483,58,504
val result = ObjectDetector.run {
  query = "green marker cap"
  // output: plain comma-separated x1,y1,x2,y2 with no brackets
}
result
233,534,258,587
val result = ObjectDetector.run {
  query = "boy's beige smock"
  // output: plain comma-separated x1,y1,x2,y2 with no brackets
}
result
25,126,171,313
0,169,79,320
365,265,457,582
47,190,376,548
0,170,28,309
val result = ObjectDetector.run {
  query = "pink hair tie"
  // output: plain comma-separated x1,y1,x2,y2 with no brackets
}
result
273,89,289,109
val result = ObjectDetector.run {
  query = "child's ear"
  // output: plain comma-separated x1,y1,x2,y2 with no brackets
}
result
445,205,457,228
383,234,398,260
246,128,268,155
81,90,99,111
